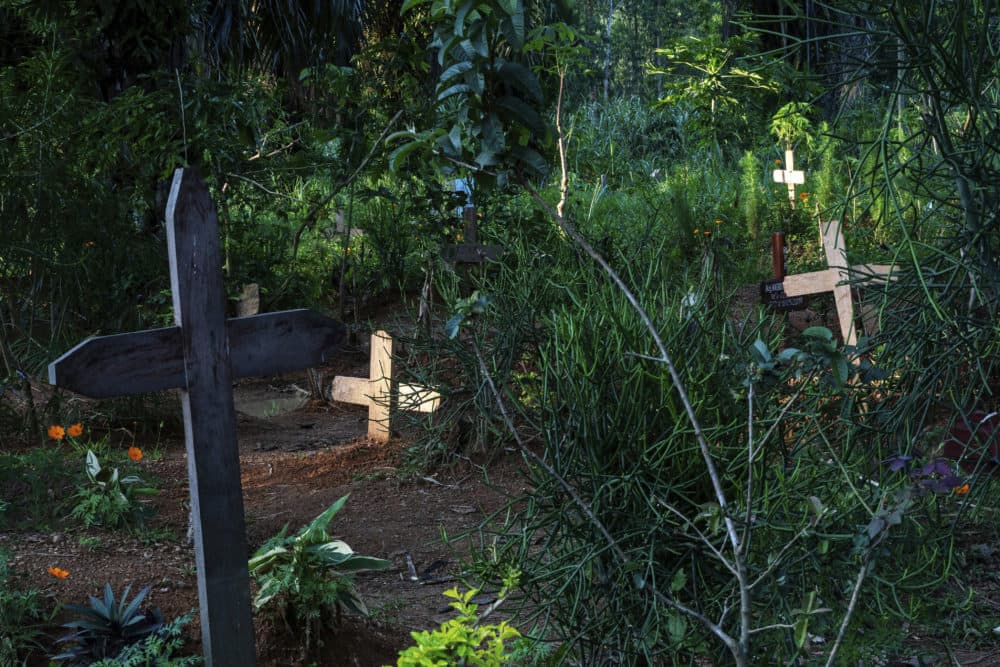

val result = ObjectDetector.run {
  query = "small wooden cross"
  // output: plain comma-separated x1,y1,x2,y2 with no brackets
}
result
48,168,347,667
330,331,440,442
442,206,502,264
781,220,896,346
772,148,805,206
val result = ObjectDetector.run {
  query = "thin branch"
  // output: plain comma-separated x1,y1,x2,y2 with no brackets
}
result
226,173,299,201
470,342,740,657
823,561,871,667
287,110,404,262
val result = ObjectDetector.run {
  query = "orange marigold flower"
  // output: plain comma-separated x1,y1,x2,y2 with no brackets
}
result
48,566,69,579
954,483,970,495
48,425,65,441
774,159,782,164
703,230,712,236
693,228,700,234
67,423,83,437
128,446,143,462
715,219,722,225
799,191,809,199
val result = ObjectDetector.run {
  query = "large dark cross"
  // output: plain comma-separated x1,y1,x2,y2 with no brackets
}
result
48,168,346,666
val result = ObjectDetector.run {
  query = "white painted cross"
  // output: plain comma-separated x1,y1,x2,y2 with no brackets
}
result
781,220,896,346
331,331,440,442
772,148,805,206
48,168,347,667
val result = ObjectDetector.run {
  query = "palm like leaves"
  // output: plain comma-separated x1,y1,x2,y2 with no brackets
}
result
54,584,163,664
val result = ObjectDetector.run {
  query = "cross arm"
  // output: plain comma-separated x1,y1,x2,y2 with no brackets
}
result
49,309,346,398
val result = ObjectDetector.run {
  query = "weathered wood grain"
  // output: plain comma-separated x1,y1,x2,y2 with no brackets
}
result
166,167,256,667
49,310,345,399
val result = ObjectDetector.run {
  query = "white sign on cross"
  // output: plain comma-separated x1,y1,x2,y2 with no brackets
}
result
331,331,441,442
772,148,805,206
781,220,896,346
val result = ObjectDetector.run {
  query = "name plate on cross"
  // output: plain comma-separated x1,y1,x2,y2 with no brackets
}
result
48,168,347,666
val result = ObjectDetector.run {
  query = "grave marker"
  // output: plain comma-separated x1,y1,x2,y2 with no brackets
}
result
331,331,441,442
780,220,896,346
772,148,805,206
48,168,347,667
442,180,500,263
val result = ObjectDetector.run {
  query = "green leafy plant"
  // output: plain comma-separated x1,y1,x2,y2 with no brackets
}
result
69,450,157,529
393,587,522,667
0,551,51,667
0,445,77,530
248,494,391,651
89,611,202,667
54,584,164,665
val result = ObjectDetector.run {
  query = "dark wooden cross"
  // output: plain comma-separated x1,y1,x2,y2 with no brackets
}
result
443,206,502,264
48,168,346,666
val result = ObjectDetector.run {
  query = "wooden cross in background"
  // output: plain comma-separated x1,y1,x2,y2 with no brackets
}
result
49,168,347,666
772,148,805,207
781,220,896,346
331,331,440,442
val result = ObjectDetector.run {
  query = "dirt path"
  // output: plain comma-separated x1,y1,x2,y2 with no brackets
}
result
3,353,524,666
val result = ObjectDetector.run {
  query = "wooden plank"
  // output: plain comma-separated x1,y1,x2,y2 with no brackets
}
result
367,331,392,441
331,331,391,442
821,220,858,347
782,269,837,298
399,382,441,413
166,168,256,667
48,310,346,399
442,244,503,263
48,327,184,398
331,375,371,406
228,310,346,378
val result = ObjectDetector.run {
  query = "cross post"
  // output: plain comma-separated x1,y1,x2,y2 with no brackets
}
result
772,148,805,207
48,168,347,666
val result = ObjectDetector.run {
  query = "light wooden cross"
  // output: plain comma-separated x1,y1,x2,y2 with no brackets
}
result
48,168,346,667
331,331,441,442
772,148,805,206
781,220,896,346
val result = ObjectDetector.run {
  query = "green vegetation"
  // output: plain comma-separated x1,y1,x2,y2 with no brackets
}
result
248,495,392,652
2,0,998,664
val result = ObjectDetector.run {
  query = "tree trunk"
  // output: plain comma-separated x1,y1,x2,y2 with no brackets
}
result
603,0,620,102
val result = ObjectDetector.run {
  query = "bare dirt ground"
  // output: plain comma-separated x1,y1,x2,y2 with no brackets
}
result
2,332,526,666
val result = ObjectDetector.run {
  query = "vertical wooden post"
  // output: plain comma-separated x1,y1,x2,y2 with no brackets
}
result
820,220,858,347
166,169,256,666
771,232,787,279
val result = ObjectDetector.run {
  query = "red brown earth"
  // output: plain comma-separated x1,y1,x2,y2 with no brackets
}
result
1,334,526,667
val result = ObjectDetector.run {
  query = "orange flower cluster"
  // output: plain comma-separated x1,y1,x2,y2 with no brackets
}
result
128,446,143,462
954,483,971,495
48,566,69,579
48,423,83,441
